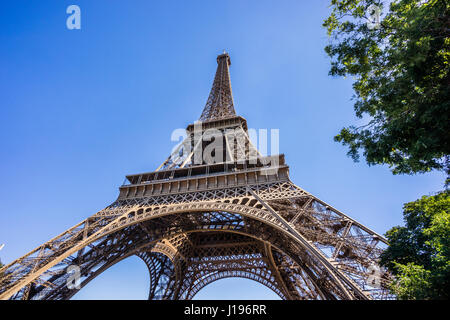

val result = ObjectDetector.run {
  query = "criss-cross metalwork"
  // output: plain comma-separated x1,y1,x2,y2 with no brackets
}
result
0,53,393,300
199,53,236,121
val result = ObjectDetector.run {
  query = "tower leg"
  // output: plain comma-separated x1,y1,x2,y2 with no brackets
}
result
138,251,179,300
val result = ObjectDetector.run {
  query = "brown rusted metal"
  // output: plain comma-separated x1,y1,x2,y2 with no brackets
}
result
0,53,393,300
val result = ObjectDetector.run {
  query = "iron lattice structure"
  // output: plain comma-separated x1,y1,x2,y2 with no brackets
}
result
0,53,393,300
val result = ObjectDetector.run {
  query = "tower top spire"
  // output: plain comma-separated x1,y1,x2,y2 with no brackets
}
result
217,51,231,66
199,53,235,121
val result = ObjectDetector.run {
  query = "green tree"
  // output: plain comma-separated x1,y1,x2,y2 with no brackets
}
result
379,191,450,299
324,0,450,299
323,0,449,175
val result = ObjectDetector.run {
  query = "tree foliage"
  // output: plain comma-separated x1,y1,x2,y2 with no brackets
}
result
323,0,449,175
379,191,450,299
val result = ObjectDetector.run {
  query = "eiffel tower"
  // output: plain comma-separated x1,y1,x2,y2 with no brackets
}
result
0,52,392,300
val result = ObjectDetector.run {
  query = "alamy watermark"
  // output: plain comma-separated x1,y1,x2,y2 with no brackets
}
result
367,263,382,288
366,4,381,30
66,5,81,30
66,265,81,290
168,121,281,175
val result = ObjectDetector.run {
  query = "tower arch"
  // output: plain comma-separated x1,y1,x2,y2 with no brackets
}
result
0,53,393,300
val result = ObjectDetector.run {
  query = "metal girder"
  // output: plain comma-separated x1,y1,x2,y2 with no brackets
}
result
0,53,394,300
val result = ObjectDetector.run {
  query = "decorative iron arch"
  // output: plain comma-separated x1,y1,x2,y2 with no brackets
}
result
89,201,357,298
187,272,285,300
60,228,328,300
26,209,335,300
1,198,386,300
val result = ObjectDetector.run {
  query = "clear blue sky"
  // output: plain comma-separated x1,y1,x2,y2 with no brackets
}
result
0,0,445,300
